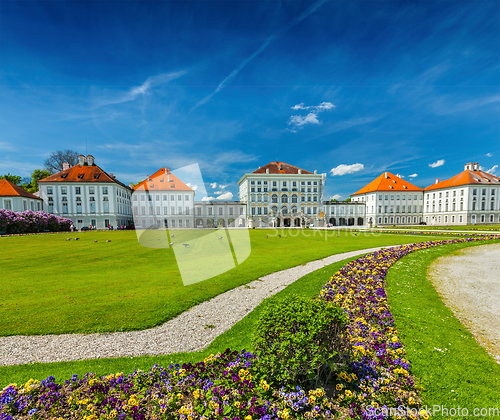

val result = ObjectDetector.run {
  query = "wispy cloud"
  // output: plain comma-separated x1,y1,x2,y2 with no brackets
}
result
330,163,364,176
485,165,498,175
202,196,215,201
429,159,445,168
330,194,341,200
186,183,199,191
191,0,327,111
210,182,217,189
93,71,187,109
216,192,233,200
288,113,320,129
288,102,335,132
486,153,493,157
408,173,418,178
292,102,335,111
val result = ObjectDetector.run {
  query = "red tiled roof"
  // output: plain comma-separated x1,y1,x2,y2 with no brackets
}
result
425,170,500,191
134,168,194,192
38,164,131,189
352,172,422,196
0,179,43,200
252,161,313,174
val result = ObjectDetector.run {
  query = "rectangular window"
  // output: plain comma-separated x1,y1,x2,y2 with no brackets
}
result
156,206,160,215
47,187,53,194
61,187,67,195
229,207,233,215
90,202,96,213
75,187,81,195
219,208,223,215
156,195,160,201
103,202,109,213
102,187,108,194
164,207,168,215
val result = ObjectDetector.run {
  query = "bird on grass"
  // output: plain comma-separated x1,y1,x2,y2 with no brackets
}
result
66,238,71,241
94,240,98,242
106,240,111,242
171,234,174,238
182,243,189,247
278,234,281,238
75,238,80,240
218,236,223,240
265,235,268,238
170,242,174,246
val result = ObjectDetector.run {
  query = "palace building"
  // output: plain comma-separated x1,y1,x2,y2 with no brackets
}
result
33,158,500,228
37,155,133,229
0,179,43,212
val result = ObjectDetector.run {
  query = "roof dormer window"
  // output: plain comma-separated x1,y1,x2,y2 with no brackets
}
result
94,174,100,179
61,173,68,178
78,174,84,179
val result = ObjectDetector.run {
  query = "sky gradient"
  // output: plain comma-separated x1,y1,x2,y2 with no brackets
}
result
1,0,499,201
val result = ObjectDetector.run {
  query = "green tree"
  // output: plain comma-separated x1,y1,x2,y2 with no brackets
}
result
30,169,51,192
0,173,22,185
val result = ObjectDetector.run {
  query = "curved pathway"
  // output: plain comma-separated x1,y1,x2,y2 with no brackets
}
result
428,243,500,364
0,246,393,366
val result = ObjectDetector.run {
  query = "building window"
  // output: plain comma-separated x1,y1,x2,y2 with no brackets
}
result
272,194,278,203
4,200,12,210
90,202,96,213
164,207,168,215
219,207,223,216
208,207,212,216
89,187,95,194
156,195,160,201
61,187,67,195
229,207,233,215
75,187,81,195
47,187,53,194
103,187,108,194
197,207,201,216
282,195,288,203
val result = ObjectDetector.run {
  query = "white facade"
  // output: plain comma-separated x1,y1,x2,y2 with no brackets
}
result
324,202,366,226
238,164,325,227
0,195,43,212
352,191,424,226
38,156,133,229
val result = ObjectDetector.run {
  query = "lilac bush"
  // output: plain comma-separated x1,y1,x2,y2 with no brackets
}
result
0,209,72,234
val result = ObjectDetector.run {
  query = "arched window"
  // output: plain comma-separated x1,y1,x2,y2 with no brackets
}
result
272,194,278,203
282,206,288,215
292,194,298,203
292,206,298,214
271,206,278,215
282,194,288,203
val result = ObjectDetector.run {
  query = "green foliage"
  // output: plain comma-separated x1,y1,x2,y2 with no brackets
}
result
31,169,51,192
252,294,346,387
0,173,22,185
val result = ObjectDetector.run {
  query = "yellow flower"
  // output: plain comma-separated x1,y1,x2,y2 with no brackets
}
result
345,390,353,398
177,393,184,400
245,416,252,420
372,401,379,408
351,374,358,381
308,396,316,404
234,401,241,408
108,410,117,419
193,389,200,399
315,389,324,397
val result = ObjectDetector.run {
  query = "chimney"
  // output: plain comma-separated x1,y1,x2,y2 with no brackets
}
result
62,162,70,171
435,178,439,184
129,183,134,188
109,173,114,178
78,154,85,166
474,162,479,171
86,155,95,166
385,172,388,179
298,169,301,174
314,169,317,174
266,168,269,174
396,173,400,178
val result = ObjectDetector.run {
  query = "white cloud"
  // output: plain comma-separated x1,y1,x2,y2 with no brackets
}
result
219,184,228,189
429,159,445,168
291,102,335,111
186,183,198,191
329,163,364,176
486,153,493,157
210,182,217,189
408,173,418,178
202,196,214,201
216,192,233,200
214,190,223,194
94,71,187,108
330,194,341,200
486,165,498,175
288,112,320,128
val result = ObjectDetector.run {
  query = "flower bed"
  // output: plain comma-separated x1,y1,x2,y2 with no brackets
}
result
1,235,499,419
0,210,72,235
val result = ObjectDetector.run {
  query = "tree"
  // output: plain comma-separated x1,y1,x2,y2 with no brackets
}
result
0,173,22,185
44,150,79,174
30,169,52,192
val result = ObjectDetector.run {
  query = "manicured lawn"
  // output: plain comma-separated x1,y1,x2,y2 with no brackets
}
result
0,229,440,336
0,253,365,386
386,240,500,413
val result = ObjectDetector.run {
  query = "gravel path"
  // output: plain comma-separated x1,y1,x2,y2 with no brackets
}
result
428,243,500,364
0,246,391,366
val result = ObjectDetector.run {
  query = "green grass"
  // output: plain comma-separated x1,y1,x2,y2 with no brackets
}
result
0,253,365,386
0,229,441,336
386,240,500,415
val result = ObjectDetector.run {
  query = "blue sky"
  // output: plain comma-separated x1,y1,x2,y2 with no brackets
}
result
1,0,499,201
